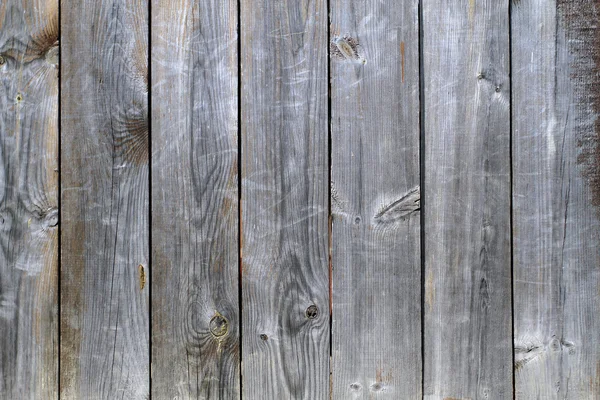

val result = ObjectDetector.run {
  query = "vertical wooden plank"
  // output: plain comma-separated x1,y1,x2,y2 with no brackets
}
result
0,0,58,397
61,0,149,397
423,1,513,398
512,0,600,396
151,0,240,398
240,0,329,398
329,1,421,398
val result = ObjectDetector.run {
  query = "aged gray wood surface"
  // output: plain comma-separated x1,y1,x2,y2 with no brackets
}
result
329,0,421,398
151,0,240,398
60,0,149,397
512,0,600,397
240,0,330,398
0,0,58,397
423,1,513,398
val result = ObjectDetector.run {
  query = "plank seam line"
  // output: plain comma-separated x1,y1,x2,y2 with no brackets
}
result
147,0,152,396
508,0,516,397
237,0,243,397
58,0,62,396
418,0,426,397
326,0,333,397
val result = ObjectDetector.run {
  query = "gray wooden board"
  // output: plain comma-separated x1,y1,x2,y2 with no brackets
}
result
512,0,600,396
60,0,149,397
151,0,240,398
240,0,330,398
0,0,58,397
329,0,421,398
422,1,513,398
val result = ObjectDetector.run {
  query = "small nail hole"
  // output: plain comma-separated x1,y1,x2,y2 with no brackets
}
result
16,93,23,102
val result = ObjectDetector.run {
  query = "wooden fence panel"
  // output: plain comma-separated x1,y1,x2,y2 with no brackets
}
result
329,1,421,398
0,0,58,397
422,1,513,398
151,0,240,398
240,0,330,398
512,0,600,396
60,0,149,397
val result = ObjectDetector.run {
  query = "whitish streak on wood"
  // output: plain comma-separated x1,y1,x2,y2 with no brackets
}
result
151,0,240,398
330,0,422,398
241,0,330,398
423,1,513,398
0,0,58,397
61,0,149,397
512,0,600,397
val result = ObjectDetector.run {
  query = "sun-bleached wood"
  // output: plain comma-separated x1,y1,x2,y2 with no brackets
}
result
240,0,330,398
61,0,149,397
512,0,600,396
0,0,58,397
151,0,240,398
330,0,422,398
423,1,513,398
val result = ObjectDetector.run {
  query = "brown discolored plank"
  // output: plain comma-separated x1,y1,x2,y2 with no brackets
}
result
151,0,240,398
0,0,58,397
240,0,330,398
60,0,149,397
422,1,513,398
329,0,421,398
512,0,600,397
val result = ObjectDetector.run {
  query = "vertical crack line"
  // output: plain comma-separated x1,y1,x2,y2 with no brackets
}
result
57,0,62,395
326,0,333,398
237,0,243,397
418,0,426,397
508,0,516,397
147,0,152,397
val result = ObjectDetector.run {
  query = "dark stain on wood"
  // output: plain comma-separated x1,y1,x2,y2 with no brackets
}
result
559,0,600,212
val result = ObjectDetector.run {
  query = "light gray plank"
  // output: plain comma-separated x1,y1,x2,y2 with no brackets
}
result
512,0,600,396
240,0,330,398
60,0,149,397
423,1,513,398
329,0,421,398
151,0,240,398
0,0,58,397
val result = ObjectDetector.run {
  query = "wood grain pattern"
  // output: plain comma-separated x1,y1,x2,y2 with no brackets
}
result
422,1,513,398
329,0,421,398
60,0,149,397
240,0,330,398
512,0,600,397
151,0,240,398
0,0,58,397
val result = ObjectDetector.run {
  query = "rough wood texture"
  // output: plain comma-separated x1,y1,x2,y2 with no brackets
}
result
329,1,421,398
60,0,149,397
0,0,58,397
151,0,240,398
423,1,513,398
512,0,600,397
240,0,330,398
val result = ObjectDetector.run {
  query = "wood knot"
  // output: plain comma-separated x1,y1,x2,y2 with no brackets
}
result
209,313,228,337
138,264,146,290
374,186,420,225
349,383,362,391
330,35,366,64
371,382,384,392
42,208,58,229
305,304,319,319
259,334,268,341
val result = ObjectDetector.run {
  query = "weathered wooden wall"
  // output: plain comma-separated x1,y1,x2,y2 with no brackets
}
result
0,0,598,398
